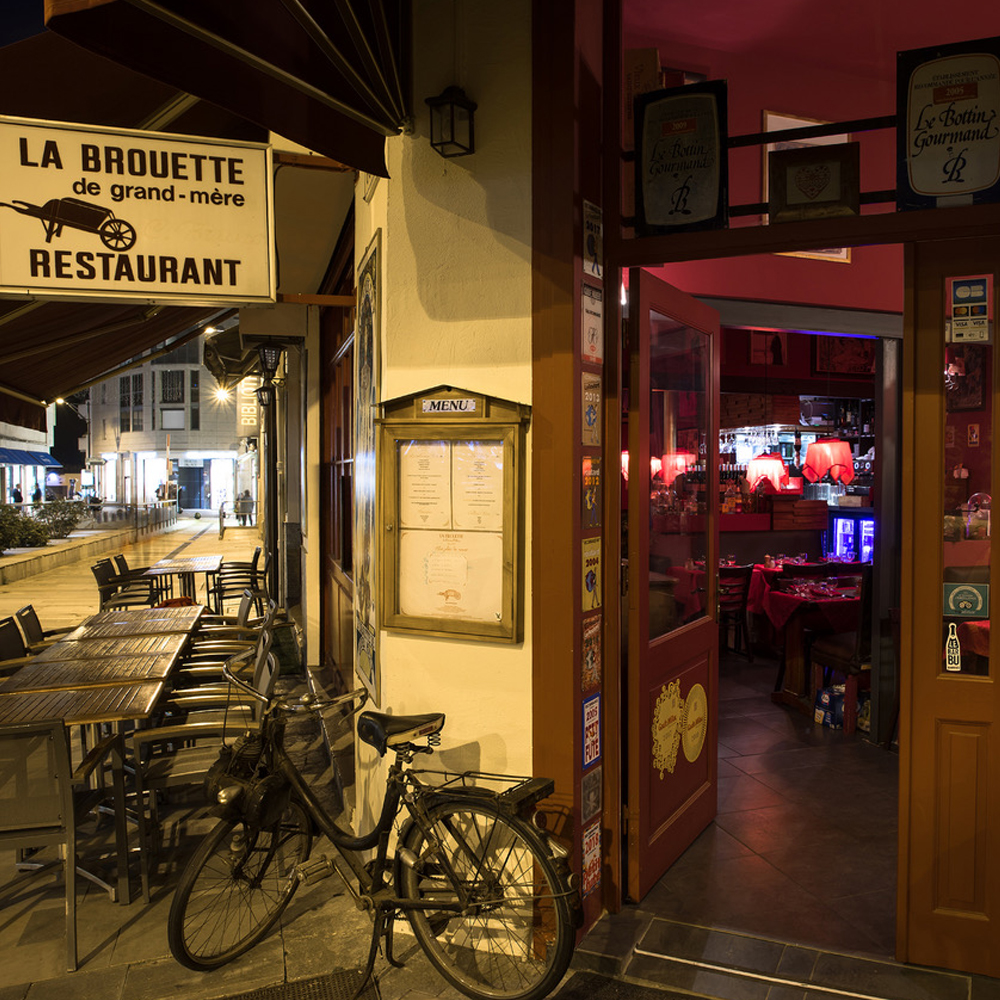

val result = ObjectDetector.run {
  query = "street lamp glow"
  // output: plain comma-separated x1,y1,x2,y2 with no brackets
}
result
215,387,231,402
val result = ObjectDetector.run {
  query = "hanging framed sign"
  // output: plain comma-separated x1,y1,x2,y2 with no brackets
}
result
897,36,1000,211
634,80,728,235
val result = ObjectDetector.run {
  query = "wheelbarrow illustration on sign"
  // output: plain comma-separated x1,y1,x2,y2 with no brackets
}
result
0,196,137,251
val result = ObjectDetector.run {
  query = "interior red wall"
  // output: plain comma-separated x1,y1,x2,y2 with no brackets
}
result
626,38,904,315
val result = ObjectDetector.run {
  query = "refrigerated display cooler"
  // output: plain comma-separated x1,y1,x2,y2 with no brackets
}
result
827,508,875,563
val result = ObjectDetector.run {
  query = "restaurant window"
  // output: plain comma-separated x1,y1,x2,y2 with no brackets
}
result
131,373,143,432
119,376,131,433
190,370,200,430
161,370,185,404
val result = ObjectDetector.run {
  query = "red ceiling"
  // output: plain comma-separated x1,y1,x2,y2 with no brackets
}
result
624,0,1000,81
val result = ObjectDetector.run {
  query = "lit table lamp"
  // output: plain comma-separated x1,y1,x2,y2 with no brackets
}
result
747,453,788,493
802,438,855,484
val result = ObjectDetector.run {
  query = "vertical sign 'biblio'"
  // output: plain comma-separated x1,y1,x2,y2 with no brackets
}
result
897,37,1000,210
634,80,728,235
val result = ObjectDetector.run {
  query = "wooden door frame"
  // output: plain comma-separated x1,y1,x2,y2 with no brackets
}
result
898,236,1000,975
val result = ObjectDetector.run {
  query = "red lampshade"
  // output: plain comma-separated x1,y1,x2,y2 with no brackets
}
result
802,438,855,484
746,453,788,493
661,452,696,486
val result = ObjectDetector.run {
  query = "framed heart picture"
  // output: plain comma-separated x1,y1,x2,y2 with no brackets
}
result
762,111,853,263
768,142,860,222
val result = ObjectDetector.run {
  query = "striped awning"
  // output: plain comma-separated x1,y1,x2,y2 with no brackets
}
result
0,449,61,466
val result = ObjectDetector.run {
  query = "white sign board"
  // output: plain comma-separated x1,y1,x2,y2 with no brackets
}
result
0,116,275,305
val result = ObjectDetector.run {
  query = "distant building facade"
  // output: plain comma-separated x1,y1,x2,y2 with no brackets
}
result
89,336,259,510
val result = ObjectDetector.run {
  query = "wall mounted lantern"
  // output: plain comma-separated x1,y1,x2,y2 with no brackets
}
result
425,86,477,158
255,342,283,405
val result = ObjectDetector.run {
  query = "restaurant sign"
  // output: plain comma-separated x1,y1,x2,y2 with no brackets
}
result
897,37,1000,210
634,80,728,235
0,115,275,305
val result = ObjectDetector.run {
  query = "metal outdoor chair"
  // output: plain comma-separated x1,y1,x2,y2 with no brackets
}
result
207,546,266,615
131,637,278,901
14,604,76,654
0,616,35,675
90,558,157,611
113,553,172,601
0,720,127,971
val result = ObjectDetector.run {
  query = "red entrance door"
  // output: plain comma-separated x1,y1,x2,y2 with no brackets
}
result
626,267,720,901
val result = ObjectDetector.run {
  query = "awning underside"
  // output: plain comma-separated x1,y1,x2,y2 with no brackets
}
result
45,0,408,177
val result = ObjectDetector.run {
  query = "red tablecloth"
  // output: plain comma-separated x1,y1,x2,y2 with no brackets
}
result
957,619,990,658
750,562,868,616
748,565,778,613
764,589,860,633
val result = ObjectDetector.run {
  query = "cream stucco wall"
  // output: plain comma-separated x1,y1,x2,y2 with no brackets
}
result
353,0,534,821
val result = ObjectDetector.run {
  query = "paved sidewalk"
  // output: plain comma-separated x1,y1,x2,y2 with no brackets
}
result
0,513,468,1000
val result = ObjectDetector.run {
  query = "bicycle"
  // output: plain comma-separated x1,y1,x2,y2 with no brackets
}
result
167,656,580,1000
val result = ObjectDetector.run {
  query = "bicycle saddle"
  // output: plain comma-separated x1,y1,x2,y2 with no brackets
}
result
357,710,445,756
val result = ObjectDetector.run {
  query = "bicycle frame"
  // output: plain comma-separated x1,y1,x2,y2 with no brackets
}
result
266,710,486,918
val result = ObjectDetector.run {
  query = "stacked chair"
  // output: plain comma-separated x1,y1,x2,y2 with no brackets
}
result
207,545,266,615
131,625,279,900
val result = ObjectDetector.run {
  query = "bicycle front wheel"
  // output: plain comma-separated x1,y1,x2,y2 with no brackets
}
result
168,797,312,970
398,799,574,1000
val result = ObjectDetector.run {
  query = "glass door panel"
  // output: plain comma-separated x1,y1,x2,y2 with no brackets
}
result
648,319,711,640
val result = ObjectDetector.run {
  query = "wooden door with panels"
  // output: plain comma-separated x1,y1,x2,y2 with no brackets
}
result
626,267,720,900
901,236,1000,976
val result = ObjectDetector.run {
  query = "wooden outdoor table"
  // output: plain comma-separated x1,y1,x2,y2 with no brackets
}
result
144,555,222,600
65,605,205,640
0,654,177,692
0,681,164,726
31,632,188,663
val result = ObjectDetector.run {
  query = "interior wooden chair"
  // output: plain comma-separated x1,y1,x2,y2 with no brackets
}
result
718,564,754,661
780,562,834,580
0,720,127,971
809,564,874,734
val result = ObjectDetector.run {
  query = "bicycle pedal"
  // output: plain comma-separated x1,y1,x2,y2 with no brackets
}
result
295,855,335,884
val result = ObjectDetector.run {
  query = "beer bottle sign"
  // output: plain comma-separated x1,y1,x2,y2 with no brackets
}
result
945,623,962,673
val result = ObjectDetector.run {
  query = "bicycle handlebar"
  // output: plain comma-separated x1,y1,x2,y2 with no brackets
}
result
219,650,368,716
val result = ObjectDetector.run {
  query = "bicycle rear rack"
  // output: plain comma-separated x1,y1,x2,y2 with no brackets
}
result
413,769,555,817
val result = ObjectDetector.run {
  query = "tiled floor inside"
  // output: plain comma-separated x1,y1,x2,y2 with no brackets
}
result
642,649,898,959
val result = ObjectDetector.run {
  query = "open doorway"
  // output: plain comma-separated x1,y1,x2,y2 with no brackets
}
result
617,280,902,959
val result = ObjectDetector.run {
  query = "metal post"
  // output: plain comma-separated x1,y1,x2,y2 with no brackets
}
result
257,380,280,603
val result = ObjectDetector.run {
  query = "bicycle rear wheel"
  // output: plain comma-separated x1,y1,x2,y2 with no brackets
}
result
398,799,574,1000
168,797,311,970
